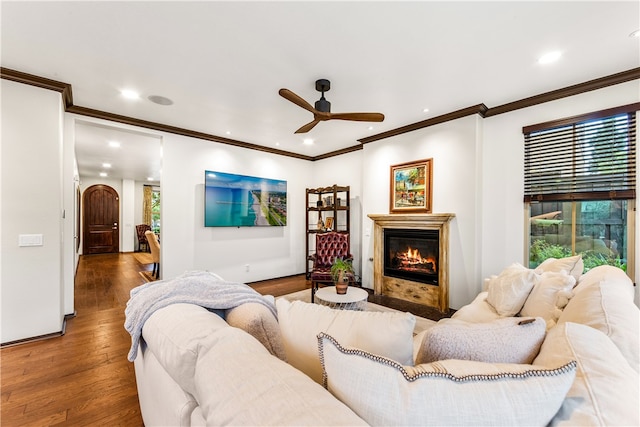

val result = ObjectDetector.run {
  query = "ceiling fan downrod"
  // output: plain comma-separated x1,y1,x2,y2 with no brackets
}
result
314,79,331,113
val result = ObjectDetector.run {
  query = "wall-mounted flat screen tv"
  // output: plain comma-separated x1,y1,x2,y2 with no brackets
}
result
204,170,287,227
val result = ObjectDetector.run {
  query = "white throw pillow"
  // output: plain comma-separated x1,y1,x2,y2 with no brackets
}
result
520,271,576,329
276,298,415,384
534,255,584,282
486,263,538,316
534,322,639,426
319,333,576,427
415,317,546,365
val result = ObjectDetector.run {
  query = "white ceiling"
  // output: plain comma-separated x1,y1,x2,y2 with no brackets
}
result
2,1,639,181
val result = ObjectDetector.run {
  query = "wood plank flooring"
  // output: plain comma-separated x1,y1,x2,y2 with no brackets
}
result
1,253,451,426
0,253,312,426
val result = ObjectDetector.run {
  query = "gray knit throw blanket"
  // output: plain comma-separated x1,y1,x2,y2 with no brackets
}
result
124,270,276,361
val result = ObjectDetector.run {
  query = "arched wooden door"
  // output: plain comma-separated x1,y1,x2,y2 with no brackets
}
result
82,184,120,254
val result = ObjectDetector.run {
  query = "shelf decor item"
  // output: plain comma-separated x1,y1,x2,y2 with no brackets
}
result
390,158,433,213
330,257,354,294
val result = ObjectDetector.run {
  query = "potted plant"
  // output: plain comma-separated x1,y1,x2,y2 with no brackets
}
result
330,257,354,294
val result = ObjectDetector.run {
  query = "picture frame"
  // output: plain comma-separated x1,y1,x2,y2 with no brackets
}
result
390,158,433,213
325,216,334,230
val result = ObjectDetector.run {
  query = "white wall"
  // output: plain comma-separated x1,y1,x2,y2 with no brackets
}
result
1,80,65,342
361,115,482,309
161,133,313,282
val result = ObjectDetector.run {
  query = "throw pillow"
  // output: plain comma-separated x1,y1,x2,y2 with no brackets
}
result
520,271,576,329
415,316,546,365
318,333,576,427
276,298,415,384
534,255,584,282
534,322,639,426
225,301,287,361
486,263,538,316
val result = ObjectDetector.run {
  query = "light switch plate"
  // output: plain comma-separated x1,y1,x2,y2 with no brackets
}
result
19,234,43,247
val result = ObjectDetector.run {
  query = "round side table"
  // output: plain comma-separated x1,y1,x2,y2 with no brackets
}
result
314,286,368,311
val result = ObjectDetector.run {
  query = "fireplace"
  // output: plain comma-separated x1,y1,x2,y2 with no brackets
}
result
368,213,455,312
384,229,439,285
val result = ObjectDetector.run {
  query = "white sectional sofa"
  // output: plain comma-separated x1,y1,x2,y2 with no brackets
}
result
131,262,639,426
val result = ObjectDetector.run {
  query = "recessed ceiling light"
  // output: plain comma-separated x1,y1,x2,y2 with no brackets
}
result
102,163,111,168
108,141,121,148
147,177,154,181
99,172,107,177
226,131,232,135
631,29,640,38
120,89,140,100
148,95,173,106
275,142,280,146
423,108,430,113
303,139,314,145
367,126,374,130
538,51,562,65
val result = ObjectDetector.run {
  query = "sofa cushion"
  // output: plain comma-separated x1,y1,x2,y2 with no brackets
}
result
520,271,576,329
225,300,287,361
557,265,639,372
533,322,639,426
486,263,537,316
415,316,546,365
141,303,228,396
276,298,415,384
534,255,584,281
193,326,368,426
451,291,501,323
318,333,575,427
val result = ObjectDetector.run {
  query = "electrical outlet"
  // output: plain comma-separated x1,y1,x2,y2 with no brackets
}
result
245,264,250,272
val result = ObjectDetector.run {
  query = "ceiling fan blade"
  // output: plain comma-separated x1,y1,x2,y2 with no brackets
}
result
294,119,321,134
328,112,385,122
279,88,316,113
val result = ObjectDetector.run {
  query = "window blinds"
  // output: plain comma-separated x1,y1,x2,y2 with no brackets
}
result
524,110,636,202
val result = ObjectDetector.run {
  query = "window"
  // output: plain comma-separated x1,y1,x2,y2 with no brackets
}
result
151,189,161,234
524,104,638,273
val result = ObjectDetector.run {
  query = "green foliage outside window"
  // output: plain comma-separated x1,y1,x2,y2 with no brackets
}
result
151,191,161,234
529,239,626,272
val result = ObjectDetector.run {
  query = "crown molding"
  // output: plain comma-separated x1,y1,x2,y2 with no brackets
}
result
359,67,640,144
3,66,639,160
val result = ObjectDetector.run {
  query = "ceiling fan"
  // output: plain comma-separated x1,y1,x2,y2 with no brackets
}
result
279,79,385,134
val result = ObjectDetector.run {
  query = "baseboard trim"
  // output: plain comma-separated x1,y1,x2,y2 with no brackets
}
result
0,317,67,348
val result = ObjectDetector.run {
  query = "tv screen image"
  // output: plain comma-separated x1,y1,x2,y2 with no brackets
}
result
204,170,287,227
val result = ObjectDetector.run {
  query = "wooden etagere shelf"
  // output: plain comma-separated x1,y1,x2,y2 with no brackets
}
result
305,185,350,279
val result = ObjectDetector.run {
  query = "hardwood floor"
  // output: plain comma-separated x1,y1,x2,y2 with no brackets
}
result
0,253,312,426
1,253,451,426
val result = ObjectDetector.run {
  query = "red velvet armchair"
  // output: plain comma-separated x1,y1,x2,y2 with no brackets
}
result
309,232,354,302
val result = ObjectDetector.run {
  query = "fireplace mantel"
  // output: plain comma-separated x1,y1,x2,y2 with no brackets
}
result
368,213,455,312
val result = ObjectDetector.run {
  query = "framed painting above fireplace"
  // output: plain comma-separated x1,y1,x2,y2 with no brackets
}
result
390,158,433,213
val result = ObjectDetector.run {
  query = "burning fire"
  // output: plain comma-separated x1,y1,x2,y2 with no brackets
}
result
396,246,436,272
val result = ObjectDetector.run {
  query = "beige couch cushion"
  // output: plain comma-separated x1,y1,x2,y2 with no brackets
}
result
520,271,576,329
415,317,546,365
276,298,415,384
534,322,639,426
534,255,584,281
557,265,639,372
226,301,287,361
141,303,228,395
486,263,537,316
451,291,501,322
193,326,368,426
319,333,575,427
